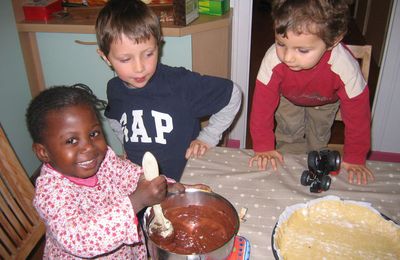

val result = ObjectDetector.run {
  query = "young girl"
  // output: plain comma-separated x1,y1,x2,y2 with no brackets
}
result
26,84,183,259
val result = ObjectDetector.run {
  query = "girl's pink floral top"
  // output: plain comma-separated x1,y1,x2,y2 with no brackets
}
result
34,147,147,259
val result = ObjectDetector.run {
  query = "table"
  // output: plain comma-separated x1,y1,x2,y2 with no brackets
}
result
181,147,400,260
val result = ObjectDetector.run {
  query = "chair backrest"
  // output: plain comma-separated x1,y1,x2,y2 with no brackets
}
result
0,125,45,259
335,44,372,121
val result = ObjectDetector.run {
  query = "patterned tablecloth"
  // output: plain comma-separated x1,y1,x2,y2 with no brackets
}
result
181,147,400,260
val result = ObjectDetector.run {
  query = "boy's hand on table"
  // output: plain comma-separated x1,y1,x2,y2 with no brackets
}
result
342,162,375,185
185,139,210,159
249,150,284,171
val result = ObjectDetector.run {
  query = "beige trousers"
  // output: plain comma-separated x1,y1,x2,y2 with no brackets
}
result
275,96,340,154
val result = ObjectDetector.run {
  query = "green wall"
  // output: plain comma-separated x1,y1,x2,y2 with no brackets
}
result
0,1,41,176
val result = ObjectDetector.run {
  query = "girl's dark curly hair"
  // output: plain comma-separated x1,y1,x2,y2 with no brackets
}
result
26,84,107,143
272,0,352,47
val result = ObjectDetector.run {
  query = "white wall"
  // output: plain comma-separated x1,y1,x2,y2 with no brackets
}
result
371,0,400,153
229,0,253,147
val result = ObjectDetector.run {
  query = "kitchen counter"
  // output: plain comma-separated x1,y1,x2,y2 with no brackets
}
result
181,147,400,259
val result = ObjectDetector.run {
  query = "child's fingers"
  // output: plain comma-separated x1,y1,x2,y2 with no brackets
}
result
257,157,265,170
248,157,256,167
168,182,185,193
261,157,269,170
185,143,206,159
185,147,194,159
362,172,368,185
348,169,371,185
364,168,375,182
356,170,362,185
270,158,278,171
276,153,284,164
192,144,200,157
348,170,361,185
347,171,353,184
199,145,207,156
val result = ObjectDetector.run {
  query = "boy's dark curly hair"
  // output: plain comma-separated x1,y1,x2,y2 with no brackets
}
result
272,0,352,47
26,84,107,143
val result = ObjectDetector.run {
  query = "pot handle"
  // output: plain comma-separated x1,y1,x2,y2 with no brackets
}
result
183,183,212,192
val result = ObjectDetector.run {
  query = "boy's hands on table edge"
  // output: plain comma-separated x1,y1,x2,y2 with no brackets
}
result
342,162,375,185
248,150,374,185
185,139,210,159
249,150,284,171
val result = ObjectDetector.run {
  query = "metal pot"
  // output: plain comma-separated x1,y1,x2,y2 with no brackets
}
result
143,188,239,260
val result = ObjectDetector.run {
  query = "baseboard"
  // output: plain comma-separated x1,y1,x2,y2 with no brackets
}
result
226,139,240,148
368,151,400,163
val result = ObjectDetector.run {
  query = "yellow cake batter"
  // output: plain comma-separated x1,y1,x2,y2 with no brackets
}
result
274,199,400,259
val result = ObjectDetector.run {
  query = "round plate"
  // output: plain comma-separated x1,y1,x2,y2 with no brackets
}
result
270,213,398,260
271,223,279,260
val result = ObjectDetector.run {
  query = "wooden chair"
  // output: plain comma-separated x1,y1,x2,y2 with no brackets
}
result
334,44,372,121
0,124,45,259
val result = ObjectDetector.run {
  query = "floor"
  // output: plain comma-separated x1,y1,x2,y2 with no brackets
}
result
245,0,380,149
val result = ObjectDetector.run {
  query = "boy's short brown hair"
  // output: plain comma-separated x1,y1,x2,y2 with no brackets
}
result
95,0,162,56
272,0,351,47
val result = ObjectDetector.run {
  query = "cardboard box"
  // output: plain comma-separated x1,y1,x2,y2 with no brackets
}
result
199,0,230,16
23,0,62,21
173,0,199,26
148,3,175,23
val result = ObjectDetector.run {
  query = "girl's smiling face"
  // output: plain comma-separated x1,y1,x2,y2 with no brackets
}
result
103,34,159,89
33,104,108,179
275,30,330,71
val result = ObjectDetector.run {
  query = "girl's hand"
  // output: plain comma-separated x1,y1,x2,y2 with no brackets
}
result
249,150,284,171
342,162,375,185
167,183,211,195
167,182,186,194
129,176,168,213
185,139,210,159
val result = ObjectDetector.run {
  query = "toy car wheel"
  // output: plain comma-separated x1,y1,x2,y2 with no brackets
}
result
301,170,312,186
321,175,331,191
328,150,341,171
308,151,319,172
310,181,320,193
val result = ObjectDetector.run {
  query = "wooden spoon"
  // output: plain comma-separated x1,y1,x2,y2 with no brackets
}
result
142,152,174,239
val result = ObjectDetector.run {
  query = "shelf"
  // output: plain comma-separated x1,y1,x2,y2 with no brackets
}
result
16,7,232,37
12,0,232,98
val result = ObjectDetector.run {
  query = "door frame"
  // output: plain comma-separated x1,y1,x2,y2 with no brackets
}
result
229,0,253,148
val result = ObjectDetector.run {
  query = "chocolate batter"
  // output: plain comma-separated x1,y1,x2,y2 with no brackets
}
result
149,204,236,254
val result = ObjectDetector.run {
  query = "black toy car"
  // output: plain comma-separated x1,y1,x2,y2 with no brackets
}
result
301,150,341,193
